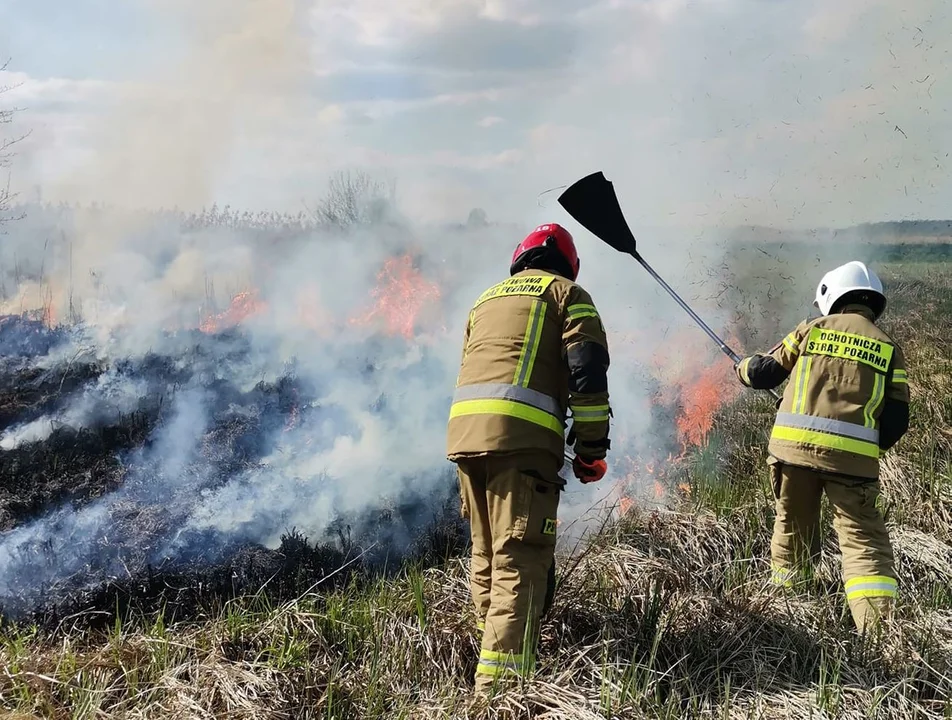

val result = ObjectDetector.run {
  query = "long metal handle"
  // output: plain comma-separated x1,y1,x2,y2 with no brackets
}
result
633,252,782,402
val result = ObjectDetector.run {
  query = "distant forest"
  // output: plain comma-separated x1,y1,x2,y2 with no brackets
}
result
726,220,952,263
730,220,952,244
854,220,952,238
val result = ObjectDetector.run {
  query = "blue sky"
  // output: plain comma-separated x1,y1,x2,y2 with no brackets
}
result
2,0,951,226
0,0,174,79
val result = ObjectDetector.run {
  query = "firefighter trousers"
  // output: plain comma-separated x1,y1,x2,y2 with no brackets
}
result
455,451,562,692
768,460,897,633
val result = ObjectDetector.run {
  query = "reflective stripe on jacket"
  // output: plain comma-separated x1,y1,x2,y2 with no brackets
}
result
446,269,611,463
737,305,909,479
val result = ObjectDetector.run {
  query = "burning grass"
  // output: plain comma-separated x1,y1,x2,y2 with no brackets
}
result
199,290,267,335
0,260,950,718
350,254,443,338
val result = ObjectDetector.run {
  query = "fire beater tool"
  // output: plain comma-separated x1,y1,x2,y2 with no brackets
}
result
557,171,782,402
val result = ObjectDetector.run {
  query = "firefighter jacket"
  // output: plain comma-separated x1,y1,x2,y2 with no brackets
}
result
736,305,910,479
446,269,611,465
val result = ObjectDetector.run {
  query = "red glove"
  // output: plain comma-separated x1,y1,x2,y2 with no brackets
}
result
573,455,607,483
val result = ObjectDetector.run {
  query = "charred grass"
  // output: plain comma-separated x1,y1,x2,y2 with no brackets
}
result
1,262,951,718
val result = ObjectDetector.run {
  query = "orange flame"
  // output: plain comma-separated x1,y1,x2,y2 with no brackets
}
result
200,290,266,333
351,255,441,339
604,323,746,508
674,361,740,451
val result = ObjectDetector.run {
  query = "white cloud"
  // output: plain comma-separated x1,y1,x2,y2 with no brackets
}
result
429,148,525,170
316,104,346,126
802,0,882,47
5,0,952,227
0,71,116,107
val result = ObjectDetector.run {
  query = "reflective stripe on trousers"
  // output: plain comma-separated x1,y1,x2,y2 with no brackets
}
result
476,648,535,678
451,383,564,435
845,575,897,601
770,562,796,588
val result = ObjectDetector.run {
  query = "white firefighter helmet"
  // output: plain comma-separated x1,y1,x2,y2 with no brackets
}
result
814,260,886,317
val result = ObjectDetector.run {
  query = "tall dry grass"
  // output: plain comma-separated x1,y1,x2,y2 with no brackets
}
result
0,261,950,719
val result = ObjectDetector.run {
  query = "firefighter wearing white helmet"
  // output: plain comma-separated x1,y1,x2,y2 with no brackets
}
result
815,260,887,316
735,260,910,634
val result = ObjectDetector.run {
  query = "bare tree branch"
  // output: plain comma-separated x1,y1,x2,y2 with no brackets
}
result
0,57,29,227
311,169,396,230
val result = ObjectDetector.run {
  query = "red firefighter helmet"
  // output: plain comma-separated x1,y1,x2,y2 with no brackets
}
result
510,223,580,281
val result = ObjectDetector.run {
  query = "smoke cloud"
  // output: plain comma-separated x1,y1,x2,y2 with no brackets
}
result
0,0,949,610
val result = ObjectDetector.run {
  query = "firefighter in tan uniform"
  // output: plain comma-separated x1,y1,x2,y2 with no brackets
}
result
447,223,611,693
736,261,910,633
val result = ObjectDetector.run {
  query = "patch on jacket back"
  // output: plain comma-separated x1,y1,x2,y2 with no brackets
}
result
542,518,558,535
474,275,556,307
805,327,893,371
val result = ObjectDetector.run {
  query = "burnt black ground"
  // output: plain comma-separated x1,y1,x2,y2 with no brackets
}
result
0,421,147,531
0,316,468,627
19,501,467,632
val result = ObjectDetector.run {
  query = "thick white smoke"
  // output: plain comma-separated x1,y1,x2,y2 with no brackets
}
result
1,0,950,608
0,368,148,450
